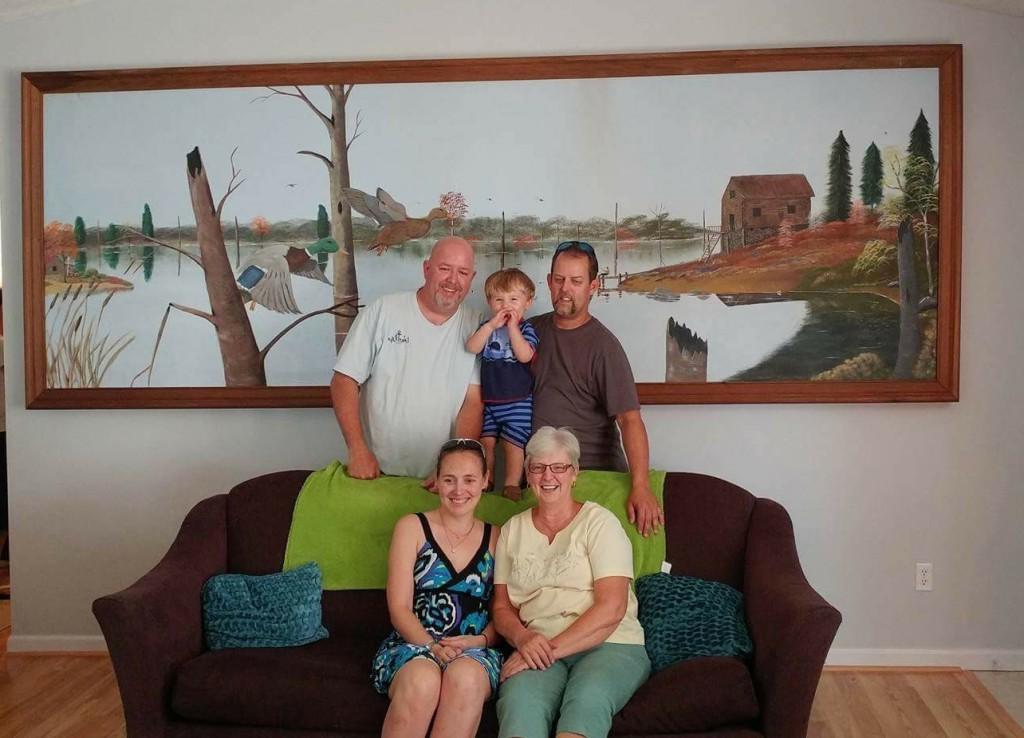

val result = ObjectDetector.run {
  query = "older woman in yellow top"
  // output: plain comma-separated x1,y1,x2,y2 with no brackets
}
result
492,426,650,738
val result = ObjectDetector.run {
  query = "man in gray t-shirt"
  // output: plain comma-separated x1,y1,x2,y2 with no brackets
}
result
531,241,664,536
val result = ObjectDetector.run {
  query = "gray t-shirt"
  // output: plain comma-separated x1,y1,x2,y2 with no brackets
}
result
334,292,482,478
530,312,640,471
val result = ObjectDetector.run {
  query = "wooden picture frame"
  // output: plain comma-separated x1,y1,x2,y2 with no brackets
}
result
22,44,962,408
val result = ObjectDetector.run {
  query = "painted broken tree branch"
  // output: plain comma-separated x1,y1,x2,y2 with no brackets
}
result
297,149,333,169
215,147,246,220
130,301,215,388
117,226,203,269
259,298,359,361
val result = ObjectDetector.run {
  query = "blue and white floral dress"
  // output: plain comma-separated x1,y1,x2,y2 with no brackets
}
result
372,513,503,695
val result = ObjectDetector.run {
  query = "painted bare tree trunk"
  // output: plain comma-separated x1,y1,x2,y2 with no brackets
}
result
328,85,359,351
186,147,266,386
894,218,921,379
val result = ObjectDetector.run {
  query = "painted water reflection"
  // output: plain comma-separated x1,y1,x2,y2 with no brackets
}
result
49,238,898,386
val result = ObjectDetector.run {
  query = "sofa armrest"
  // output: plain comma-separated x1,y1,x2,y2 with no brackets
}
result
93,494,228,738
743,498,841,738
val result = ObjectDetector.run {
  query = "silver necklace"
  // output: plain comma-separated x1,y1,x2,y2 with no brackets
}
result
440,515,475,550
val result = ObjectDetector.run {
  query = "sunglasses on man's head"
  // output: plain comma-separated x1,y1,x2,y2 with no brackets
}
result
554,240,596,257
441,438,485,453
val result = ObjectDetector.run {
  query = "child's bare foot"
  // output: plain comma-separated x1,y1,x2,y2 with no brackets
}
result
502,485,522,501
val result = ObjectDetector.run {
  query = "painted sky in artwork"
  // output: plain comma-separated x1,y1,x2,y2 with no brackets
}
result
44,68,938,227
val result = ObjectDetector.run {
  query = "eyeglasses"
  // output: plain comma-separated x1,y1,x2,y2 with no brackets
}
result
441,438,485,453
526,462,575,475
554,240,596,257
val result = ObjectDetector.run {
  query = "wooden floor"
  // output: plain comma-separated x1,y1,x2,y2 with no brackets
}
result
810,668,1024,737
0,652,1020,737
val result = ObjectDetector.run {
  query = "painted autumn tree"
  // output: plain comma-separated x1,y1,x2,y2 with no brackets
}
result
878,106,939,298
860,142,884,210
43,221,75,270
881,145,938,297
260,85,361,349
251,215,271,242
825,130,852,222
439,191,469,235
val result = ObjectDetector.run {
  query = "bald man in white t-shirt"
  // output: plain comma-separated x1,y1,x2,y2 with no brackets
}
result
330,237,483,482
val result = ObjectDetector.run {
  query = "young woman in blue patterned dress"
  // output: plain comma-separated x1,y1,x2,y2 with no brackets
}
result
373,438,503,738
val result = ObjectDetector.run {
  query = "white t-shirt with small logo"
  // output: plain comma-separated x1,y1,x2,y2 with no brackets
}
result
334,291,482,478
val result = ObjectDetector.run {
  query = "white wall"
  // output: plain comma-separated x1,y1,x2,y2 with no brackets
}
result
1,0,1022,664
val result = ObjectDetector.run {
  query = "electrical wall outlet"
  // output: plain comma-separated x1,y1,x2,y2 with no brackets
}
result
915,562,933,591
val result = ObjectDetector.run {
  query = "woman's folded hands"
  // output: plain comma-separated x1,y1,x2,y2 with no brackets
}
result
501,629,558,682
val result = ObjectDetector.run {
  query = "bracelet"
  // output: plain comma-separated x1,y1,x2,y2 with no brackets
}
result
422,637,438,650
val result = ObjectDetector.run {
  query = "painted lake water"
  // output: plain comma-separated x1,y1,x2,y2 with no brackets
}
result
50,238,899,387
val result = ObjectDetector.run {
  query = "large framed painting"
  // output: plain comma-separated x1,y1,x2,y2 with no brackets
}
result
22,44,961,408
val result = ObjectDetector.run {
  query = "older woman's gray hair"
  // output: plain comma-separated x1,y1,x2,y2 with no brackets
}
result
524,426,581,468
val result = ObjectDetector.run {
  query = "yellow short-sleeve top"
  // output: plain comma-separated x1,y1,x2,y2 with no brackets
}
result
494,501,644,646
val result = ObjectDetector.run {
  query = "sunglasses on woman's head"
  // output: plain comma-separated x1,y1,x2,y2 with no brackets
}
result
441,438,485,452
526,462,574,475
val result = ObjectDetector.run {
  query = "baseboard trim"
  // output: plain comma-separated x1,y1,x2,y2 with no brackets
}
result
5,635,108,654
827,648,1024,671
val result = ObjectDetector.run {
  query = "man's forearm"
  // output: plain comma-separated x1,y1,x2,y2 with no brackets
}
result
618,409,651,484
454,385,483,438
330,372,369,452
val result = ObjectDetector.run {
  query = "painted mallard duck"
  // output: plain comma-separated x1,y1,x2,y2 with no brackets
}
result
342,187,447,254
236,237,338,314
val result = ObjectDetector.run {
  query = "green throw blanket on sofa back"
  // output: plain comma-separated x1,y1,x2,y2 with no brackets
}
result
283,460,666,590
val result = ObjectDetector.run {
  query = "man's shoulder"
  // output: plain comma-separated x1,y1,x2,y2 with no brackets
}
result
455,301,484,325
583,315,622,343
372,290,416,310
528,311,555,332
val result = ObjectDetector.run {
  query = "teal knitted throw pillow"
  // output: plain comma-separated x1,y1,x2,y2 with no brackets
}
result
636,572,753,672
202,562,329,650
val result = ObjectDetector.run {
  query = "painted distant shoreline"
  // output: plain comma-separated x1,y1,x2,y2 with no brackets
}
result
621,218,899,298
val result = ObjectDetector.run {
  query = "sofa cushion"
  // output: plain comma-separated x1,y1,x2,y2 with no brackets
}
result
173,633,503,735
202,563,329,650
172,636,388,732
636,572,753,671
612,656,760,734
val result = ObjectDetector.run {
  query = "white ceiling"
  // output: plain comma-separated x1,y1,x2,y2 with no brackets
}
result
1,0,1022,23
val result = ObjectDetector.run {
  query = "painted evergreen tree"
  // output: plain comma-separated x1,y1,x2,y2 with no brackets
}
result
825,130,852,222
905,110,936,217
103,223,120,269
908,110,936,170
142,203,155,281
74,216,88,275
860,142,884,210
316,203,330,273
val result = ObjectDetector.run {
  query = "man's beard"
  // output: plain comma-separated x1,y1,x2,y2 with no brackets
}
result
554,294,579,316
434,283,463,310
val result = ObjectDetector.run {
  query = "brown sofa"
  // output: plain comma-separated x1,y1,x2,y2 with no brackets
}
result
94,470,840,738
